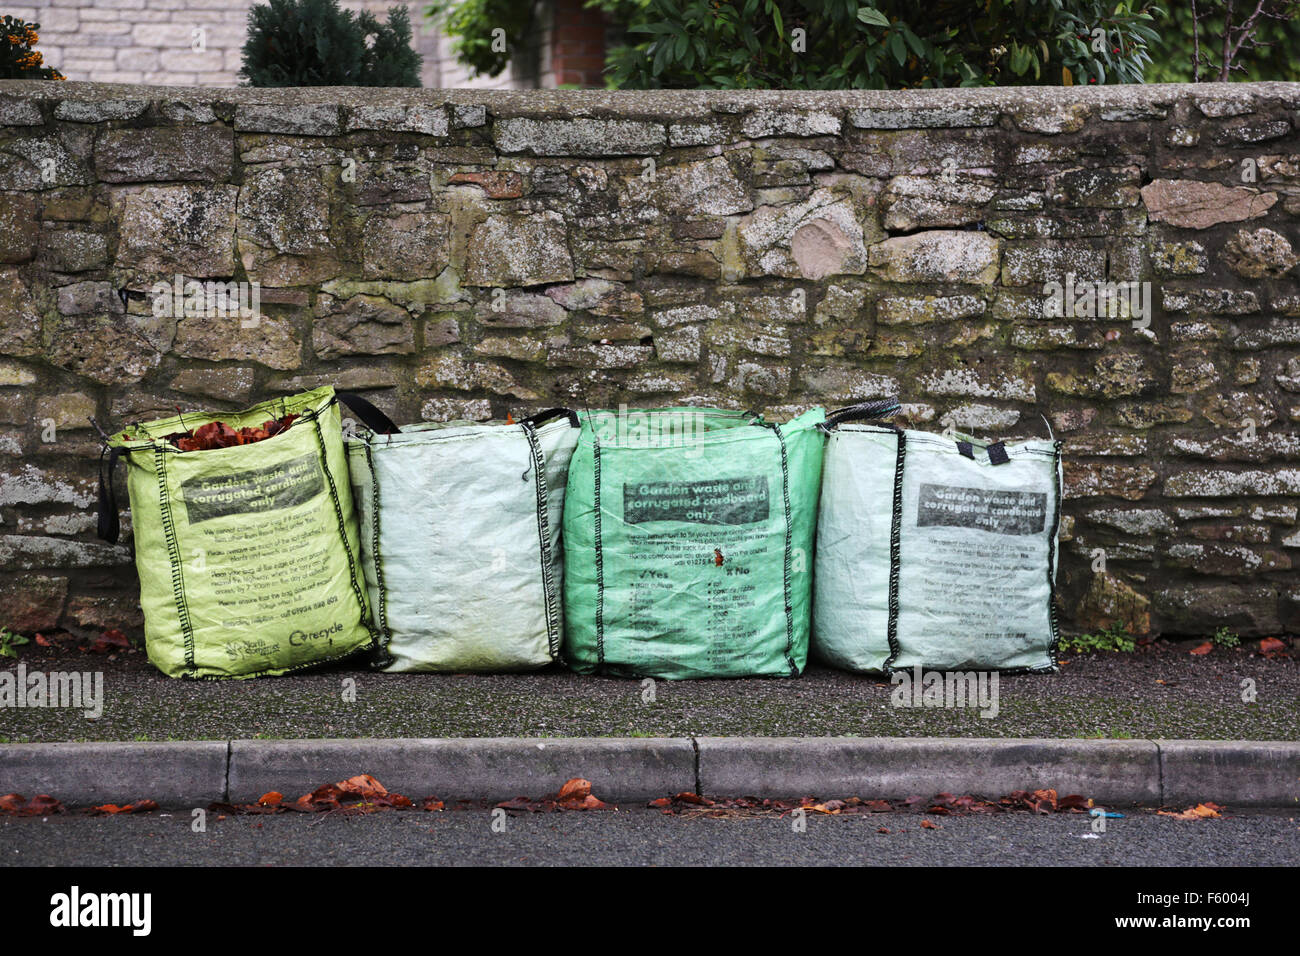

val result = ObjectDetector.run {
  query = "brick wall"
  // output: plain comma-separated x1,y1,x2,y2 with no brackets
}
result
1,81,1299,641
22,0,542,89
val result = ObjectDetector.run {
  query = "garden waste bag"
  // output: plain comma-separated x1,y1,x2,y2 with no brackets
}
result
813,404,1062,674
97,386,375,679
563,406,825,679
343,400,580,672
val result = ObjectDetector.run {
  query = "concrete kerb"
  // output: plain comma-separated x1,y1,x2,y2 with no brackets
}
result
0,737,1296,809
694,736,1165,805
0,741,229,808
226,737,696,804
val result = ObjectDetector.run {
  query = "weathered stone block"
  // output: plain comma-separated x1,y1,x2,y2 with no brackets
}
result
94,125,234,182
173,313,301,371
235,103,342,136
169,367,256,404
313,294,415,360
738,188,868,280
113,184,237,277
1222,227,1297,279
362,209,450,280
465,211,574,287
0,193,39,263
1140,179,1276,229
880,175,995,230
868,230,1001,284
1001,242,1106,287
0,573,68,633
1074,573,1151,636
741,109,841,138
877,293,985,325
495,117,665,156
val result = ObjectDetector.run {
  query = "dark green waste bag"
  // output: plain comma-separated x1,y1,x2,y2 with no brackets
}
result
98,386,375,679
562,407,825,679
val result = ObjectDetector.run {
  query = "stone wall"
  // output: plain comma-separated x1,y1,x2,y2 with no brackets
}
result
2,80,1300,641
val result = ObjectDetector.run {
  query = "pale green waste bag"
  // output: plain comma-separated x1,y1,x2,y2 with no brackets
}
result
343,401,580,673
813,404,1062,673
563,407,826,680
99,386,376,679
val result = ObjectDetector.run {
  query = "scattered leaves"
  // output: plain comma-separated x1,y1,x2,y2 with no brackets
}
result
1158,802,1224,820
0,793,65,816
84,628,130,654
496,777,612,813
91,800,158,815
1189,641,1214,656
1259,637,1289,659
650,790,1099,819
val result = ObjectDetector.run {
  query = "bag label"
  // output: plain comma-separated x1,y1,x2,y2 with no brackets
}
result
916,483,1047,536
622,476,769,525
181,453,324,524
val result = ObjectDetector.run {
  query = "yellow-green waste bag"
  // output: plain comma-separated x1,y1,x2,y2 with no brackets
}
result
98,386,375,679
562,406,826,679
812,403,1062,674
342,400,580,672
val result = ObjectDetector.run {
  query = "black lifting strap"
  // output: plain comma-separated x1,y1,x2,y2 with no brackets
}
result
97,445,125,544
336,391,402,435
520,407,580,429
822,398,902,429
987,441,1010,465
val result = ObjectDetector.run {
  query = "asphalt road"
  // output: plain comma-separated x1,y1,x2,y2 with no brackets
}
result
3,806,1297,866
1,642,1295,742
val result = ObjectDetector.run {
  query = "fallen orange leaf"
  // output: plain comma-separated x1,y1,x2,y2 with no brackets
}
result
336,774,388,799
1189,641,1213,656
556,778,592,802
1259,637,1287,658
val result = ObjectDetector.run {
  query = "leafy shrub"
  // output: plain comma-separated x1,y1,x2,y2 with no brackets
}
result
602,0,1162,88
1212,626,1241,648
1,16,64,80
1060,623,1136,654
241,0,421,87
433,0,1163,88
0,629,29,659
424,0,535,78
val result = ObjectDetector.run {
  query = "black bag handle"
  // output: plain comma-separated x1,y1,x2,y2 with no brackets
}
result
520,407,580,429
336,391,401,435
97,445,125,544
822,398,901,430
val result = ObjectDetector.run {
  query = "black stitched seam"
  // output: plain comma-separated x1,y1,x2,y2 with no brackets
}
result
523,423,562,661
884,428,906,673
771,423,797,676
1045,440,1064,670
311,413,377,654
183,643,371,680
155,446,197,677
361,441,393,666
593,434,605,671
